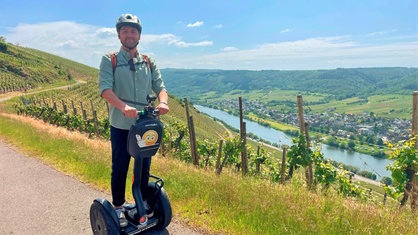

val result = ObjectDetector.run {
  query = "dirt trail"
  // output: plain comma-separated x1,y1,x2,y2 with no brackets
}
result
0,86,203,235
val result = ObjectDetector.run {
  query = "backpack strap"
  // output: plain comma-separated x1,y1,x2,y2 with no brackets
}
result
110,52,117,76
141,54,152,73
110,52,152,75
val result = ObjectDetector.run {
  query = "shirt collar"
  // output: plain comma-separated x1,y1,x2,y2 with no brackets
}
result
119,47,142,62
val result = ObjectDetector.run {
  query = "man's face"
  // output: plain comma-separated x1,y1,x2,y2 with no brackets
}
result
118,25,140,48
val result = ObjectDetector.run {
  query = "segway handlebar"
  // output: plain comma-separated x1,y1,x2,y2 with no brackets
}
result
137,94,160,119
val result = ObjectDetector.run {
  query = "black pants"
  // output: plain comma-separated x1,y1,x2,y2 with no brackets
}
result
110,126,151,207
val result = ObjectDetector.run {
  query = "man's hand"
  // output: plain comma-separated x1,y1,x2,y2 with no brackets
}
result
157,103,169,115
122,104,138,118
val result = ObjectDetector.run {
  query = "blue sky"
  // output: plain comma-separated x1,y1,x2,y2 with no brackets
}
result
1,0,417,70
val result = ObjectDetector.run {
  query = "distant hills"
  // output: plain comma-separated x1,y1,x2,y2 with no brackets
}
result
2,39,417,107
161,67,418,101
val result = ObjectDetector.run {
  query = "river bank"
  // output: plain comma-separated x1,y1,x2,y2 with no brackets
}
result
194,105,393,180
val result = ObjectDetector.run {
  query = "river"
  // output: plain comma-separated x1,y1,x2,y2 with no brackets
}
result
194,105,393,180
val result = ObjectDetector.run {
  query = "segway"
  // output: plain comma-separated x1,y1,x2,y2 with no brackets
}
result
90,95,172,235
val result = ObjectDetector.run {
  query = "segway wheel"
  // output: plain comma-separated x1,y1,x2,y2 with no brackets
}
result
146,182,172,229
90,200,120,235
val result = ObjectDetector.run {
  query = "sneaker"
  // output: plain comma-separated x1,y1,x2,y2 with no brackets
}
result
144,201,154,218
122,201,135,210
115,207,128,228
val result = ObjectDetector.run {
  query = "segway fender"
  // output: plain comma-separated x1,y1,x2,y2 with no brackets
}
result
90,198,121,234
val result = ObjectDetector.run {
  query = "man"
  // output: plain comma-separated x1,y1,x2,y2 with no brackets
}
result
98,13,169,227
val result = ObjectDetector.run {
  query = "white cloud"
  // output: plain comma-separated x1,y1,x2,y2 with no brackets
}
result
280,28,292,33
171,36,418,70
143,33,213,48
5,21,213,68
215,24,223,29
168,40,213,47
222,46,238,51
4,21,418,70
6,21,119,68
187,21,204,28
367,29,397,37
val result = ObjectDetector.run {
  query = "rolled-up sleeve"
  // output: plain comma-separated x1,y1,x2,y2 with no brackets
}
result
149,56,166,95
98,54,114,96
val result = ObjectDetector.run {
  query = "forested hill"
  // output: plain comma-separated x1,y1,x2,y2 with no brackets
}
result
161,67,418,101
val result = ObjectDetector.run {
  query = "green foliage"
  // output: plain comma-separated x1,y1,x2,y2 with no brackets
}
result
0,40,7,52
337,169,367,198
286,135,367,197
287,135,313,168
314,159,337,189
222,136,243,168
197,139,218,168
380,176,393,186
385,137,418,199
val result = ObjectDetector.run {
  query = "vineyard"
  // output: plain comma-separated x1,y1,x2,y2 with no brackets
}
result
11,78,394,203
3,37,416,207
0,39,96,94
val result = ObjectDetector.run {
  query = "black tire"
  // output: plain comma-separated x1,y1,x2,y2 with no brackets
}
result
90,200,120,235
145,182,172,229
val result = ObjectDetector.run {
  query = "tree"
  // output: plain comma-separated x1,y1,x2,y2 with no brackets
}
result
0,36,7,52
347,140,356,150
380,176,393,186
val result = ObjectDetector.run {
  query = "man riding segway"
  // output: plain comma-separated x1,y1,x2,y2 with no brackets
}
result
90,13,171,234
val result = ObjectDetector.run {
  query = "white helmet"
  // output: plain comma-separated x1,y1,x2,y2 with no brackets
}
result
116,14,142,33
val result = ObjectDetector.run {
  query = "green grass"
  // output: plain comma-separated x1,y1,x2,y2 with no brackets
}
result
1,113,417,235
203,87,412,119
307,94,412,119
0,114,112,191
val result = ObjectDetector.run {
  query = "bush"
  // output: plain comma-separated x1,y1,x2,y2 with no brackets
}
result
0,41,8,52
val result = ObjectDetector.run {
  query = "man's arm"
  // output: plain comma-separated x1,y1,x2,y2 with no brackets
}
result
101,89,138,119
157,89,169,115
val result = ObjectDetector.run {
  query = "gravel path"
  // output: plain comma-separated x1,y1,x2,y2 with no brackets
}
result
0,140,202,235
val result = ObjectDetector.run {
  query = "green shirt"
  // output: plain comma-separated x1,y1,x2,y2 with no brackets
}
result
98,47,166,130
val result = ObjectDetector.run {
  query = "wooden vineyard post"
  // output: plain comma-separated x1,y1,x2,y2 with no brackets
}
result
280,147,287,184
184,98,199,166
91,100,99,136
189,116,199,166
71,100,77,116
407,91,418,210
256,145,261,173
61,100,67,114
216,140,224,175
239,97,248,175
52,97,57,111
400,91,418,209
80,101,87,120
297,95,312,187
304,122,313,188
